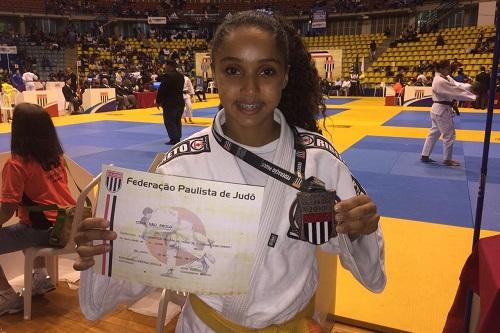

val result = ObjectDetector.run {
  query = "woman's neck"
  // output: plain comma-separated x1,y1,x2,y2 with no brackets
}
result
221,121,280,147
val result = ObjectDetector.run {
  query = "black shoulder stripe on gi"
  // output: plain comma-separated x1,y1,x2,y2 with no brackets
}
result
298,133,345,163
351,175,367,195
158,135,211,167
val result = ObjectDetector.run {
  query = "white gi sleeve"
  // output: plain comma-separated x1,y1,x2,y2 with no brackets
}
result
438,76,476,101
320,162,386,293
79,269,154,320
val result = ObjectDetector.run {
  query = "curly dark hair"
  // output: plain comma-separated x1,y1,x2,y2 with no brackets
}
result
211,10,326,134
11,103,64,171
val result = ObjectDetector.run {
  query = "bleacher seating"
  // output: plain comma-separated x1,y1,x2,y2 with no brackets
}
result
303,33,387,79
77,37,207,77
364,25,496,85
17,43,65,80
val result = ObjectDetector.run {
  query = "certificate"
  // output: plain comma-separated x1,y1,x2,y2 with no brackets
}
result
93,165,263,295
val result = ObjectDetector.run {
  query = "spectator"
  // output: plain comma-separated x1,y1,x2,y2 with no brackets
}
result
416,71,428,86
475,66,490,109
393,81,404,104
384,26,391,37
115,79,136,110
451,58,463,72
65,67,77,92
370,40,377,60
62,77,83,114
454,68,465,83
341,77,351,96
0,103,76,316
395,68,406,85
10,69,24,92
436,34,445,47
194,76,207,102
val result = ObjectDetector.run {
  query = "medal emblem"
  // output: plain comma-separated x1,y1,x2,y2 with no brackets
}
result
288,190,340,244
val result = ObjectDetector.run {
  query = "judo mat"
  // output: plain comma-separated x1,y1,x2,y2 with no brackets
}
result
1,96,499,333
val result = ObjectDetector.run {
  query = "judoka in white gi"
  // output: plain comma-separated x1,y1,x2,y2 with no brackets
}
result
74,11,386,333
421,60,476,166
182,75,194,123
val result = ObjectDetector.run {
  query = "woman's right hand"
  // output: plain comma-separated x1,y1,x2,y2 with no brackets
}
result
73,217,117,271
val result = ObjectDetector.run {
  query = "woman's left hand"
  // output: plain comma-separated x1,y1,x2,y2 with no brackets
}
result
334,194,379,238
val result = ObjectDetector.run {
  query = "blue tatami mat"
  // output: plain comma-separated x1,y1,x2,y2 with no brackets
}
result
342,135,500,231
154,106,219,118
352,170,474,228
72,149,158,175
324,98,358,105
0,133,9,152
317,108,348,119
193,106,219,118
55,121,203,175
384,111,500,131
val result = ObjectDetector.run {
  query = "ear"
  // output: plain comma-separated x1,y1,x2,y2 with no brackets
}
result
282,65,290,90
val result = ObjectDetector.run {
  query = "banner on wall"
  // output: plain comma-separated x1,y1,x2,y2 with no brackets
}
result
309,49,343,82
311,8,327,29
147,17,167,25
0,45,17,54
195,52,213,80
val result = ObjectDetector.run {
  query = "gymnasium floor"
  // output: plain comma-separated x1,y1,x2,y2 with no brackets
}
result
1,96,498,333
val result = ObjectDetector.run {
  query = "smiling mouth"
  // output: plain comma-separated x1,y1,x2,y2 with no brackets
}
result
236,102,263,113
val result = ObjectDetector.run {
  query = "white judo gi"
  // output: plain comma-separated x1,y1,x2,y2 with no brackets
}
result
182,76,194,120
79,109,386,332
421,74,476,161
22,71,38,91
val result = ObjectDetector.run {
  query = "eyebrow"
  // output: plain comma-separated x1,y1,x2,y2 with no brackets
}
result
219,56,283,64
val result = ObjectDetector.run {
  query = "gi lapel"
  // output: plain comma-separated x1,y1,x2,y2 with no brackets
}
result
220,110,296,324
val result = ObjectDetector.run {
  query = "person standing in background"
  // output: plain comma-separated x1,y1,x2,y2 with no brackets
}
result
22,70,38,92
421,60,476,166
156,60,185,145
475,66,490,109
182,74,195,123
194,76,207,102
65,67,77,92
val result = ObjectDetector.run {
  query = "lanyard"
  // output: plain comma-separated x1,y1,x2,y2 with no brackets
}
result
211,124,325,193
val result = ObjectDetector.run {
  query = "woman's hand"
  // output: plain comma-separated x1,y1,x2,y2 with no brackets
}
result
334,194,380,239
73,217,117,271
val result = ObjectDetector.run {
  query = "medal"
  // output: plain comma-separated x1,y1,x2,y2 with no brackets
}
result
212,123,341,245
288,177,340,245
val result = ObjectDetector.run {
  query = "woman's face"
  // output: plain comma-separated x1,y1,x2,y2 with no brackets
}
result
212,26,288,145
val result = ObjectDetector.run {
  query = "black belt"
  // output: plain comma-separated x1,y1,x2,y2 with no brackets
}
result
433,101,453,106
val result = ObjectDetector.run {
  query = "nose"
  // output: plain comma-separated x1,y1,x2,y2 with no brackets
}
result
241,74,259,95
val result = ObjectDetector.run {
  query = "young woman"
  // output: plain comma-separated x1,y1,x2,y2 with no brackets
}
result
76,11,385,332
0,103,76,316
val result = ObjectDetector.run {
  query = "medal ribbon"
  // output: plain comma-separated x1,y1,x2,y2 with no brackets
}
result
211,124,324,192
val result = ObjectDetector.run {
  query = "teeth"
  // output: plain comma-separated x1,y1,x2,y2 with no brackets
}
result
239,103,259,110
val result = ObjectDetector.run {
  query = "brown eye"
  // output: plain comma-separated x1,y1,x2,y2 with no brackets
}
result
261,68,276,76
225,67,240,75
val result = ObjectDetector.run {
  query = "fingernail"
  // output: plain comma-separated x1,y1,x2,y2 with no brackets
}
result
334,205,341,212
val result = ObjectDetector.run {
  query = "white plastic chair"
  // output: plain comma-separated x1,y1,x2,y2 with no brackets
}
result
207,81,217,93
0,92,13,123
22,173,100,320
156,289,186,333
374,81,386,97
